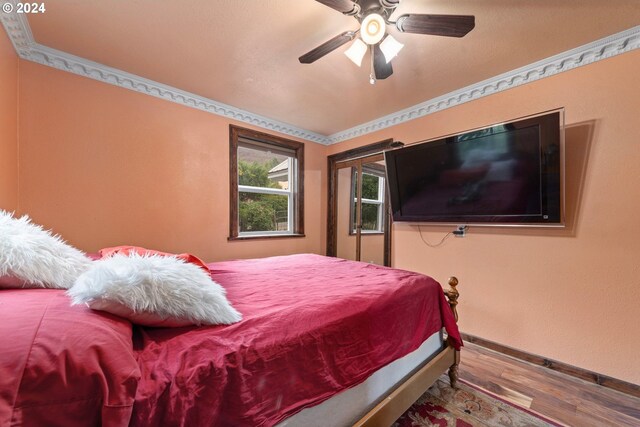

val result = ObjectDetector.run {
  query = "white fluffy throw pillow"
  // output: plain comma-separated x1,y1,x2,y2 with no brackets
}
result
0,211,92,289
68,253,242,327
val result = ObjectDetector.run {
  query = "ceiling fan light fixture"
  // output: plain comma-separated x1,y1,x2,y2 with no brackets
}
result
344,38,368,66
361,13,386,45
380,34,404,63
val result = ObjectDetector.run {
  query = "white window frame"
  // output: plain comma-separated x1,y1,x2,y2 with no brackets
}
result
238,157,296,237
352,171,385,234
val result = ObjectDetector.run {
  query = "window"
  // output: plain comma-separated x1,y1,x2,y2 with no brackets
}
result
350,167,385,234
229,125,304,239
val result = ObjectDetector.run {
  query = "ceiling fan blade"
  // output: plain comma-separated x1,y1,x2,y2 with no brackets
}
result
373,44,393,80
315,0,359,15
299,31,356,64
396,14,475,37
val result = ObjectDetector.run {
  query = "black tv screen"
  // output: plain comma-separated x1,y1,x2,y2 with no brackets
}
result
384,111,563,225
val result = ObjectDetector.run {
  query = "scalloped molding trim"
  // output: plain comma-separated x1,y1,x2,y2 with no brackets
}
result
2,7,639,146
0,8,32,56
26,44,330,144
327,25,640,143
0,4,329,145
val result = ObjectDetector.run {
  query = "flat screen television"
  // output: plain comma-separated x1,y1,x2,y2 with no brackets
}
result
384,110,563,226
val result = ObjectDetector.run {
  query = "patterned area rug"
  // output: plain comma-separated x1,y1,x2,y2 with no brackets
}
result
393,378,563,427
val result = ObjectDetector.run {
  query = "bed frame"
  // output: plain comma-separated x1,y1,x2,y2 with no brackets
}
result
353,277,461,427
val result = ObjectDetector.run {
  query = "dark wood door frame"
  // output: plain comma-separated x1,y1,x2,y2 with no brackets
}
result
327,139,403,266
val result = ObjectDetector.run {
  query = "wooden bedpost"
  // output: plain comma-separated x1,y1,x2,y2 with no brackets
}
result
443,277,459,322
444,277,460,388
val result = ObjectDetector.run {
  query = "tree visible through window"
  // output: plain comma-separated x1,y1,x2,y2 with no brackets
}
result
229,126,304,239
351,169,385,234
238,146,291,233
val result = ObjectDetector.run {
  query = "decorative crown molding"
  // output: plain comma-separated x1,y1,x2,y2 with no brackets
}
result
26,44,331,144
2,7,639,146
0,4,330,145
327,25,640,143
0,2,34,56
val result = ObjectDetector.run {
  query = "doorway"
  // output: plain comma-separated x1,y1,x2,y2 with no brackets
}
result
327,139,402,266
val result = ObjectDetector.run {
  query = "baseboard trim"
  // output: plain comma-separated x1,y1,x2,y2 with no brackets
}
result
460,333,640,399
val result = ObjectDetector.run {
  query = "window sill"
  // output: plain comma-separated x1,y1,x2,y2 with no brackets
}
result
348,231,385,236
228,233,306,241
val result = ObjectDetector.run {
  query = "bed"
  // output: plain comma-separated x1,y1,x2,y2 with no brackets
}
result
0,254,462,427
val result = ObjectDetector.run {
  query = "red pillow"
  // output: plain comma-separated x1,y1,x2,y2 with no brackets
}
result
98,246,210,273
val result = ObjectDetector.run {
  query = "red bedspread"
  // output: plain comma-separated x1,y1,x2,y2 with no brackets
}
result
132,254,461,427
0,289,140,427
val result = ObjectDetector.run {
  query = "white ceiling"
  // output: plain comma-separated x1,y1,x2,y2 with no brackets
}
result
9,0,640,138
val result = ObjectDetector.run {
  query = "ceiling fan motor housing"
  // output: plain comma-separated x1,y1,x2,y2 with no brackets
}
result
357,0,397,19
379,0,401,9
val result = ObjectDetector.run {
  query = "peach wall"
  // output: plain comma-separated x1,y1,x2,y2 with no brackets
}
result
17,60,326,260
328,50,640,384
0,29,19,211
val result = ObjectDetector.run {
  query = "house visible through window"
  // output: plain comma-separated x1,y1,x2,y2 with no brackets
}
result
229,126,304,239
351,168,385,234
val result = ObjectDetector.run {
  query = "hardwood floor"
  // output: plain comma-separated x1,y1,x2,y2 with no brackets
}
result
459,343,640,426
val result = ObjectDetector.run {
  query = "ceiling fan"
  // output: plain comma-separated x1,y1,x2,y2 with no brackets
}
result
299,0,475,84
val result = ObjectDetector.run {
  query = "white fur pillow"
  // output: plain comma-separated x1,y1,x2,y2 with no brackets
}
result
0,211,92,289
68,253,242,327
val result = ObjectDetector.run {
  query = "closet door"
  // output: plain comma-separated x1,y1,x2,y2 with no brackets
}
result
327,139,398,266
357,158,387,266
335,164,359,261
335,154,387,264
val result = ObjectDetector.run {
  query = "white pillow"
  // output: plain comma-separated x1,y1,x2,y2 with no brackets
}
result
0,210,92,289
68,253,242,327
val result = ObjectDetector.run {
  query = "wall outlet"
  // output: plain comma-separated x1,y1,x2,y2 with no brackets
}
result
453,225,468,237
